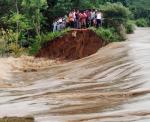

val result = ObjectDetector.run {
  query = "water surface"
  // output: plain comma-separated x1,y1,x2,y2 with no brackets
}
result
0,28,150,122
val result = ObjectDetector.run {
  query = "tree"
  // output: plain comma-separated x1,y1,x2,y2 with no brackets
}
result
22,0,47,39
47,0,58,7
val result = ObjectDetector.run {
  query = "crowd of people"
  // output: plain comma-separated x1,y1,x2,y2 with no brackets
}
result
53,9,103,32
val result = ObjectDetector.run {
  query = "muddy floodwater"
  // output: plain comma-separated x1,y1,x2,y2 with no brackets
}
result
1,28,150,122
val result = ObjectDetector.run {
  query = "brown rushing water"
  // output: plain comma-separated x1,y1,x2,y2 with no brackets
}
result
0,28,150,122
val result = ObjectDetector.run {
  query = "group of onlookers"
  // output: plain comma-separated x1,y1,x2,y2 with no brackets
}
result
53,9,103,32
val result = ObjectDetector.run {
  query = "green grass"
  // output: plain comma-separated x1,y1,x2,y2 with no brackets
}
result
29,29,70,55
90,27,122,43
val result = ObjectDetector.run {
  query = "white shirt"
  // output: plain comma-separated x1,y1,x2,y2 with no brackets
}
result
58,18,63,23
91,12,95,19
96,13,102,19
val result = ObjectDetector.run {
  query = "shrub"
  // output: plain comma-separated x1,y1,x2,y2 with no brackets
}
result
8,43,28,57
117,24,127,40
91,27,122,43
101,3,131,40
0,28,29,57
29,39,41,56
0,39,6,56
125,21,135,34
147,18,150,26
102,2,131,27
135,18,148,27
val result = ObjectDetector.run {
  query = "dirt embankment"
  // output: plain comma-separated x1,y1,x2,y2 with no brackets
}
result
36,29,105,60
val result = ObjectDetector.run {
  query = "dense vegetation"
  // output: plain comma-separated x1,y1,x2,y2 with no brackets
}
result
130,0,150,27
0,0,149,57
130,0,150,9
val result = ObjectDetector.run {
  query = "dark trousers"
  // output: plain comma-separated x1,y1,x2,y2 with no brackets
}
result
96,19,101,28
70,21,74,28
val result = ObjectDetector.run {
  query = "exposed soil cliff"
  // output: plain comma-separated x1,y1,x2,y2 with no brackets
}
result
36,29,105,60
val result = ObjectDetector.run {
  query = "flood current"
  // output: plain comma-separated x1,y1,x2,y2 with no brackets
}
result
0,28,150,122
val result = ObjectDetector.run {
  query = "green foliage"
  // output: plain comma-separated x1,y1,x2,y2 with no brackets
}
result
103,2,131,25
129,0,150,27
5,13,31,31
29,29,69,55
74,0,96,9
135,18,148,27
0,29,16,43
125,20,135,34
41,29,69,43
0,38,7,56
0,0,137,57
101,2,131,38
28,39,41,56
8,43,28,57
100,3,130,41
0,28,28,57
130,0,150,9
130,7,150,19
91,27,122,43
145,18,150,27
100,0,130,7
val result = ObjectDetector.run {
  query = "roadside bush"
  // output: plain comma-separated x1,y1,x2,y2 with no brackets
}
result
0,39,6,56
29,40,41,56
135,18,148,27
0,28,28,57
102,2,131,27
101,3,131,41
147,18,150,26
8,43,28,57
91,27,122,43
125,20,135,34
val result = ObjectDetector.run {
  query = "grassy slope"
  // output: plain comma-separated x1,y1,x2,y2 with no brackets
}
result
130,0,150,9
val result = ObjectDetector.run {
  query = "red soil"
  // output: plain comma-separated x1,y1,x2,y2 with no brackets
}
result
36,29,105,60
